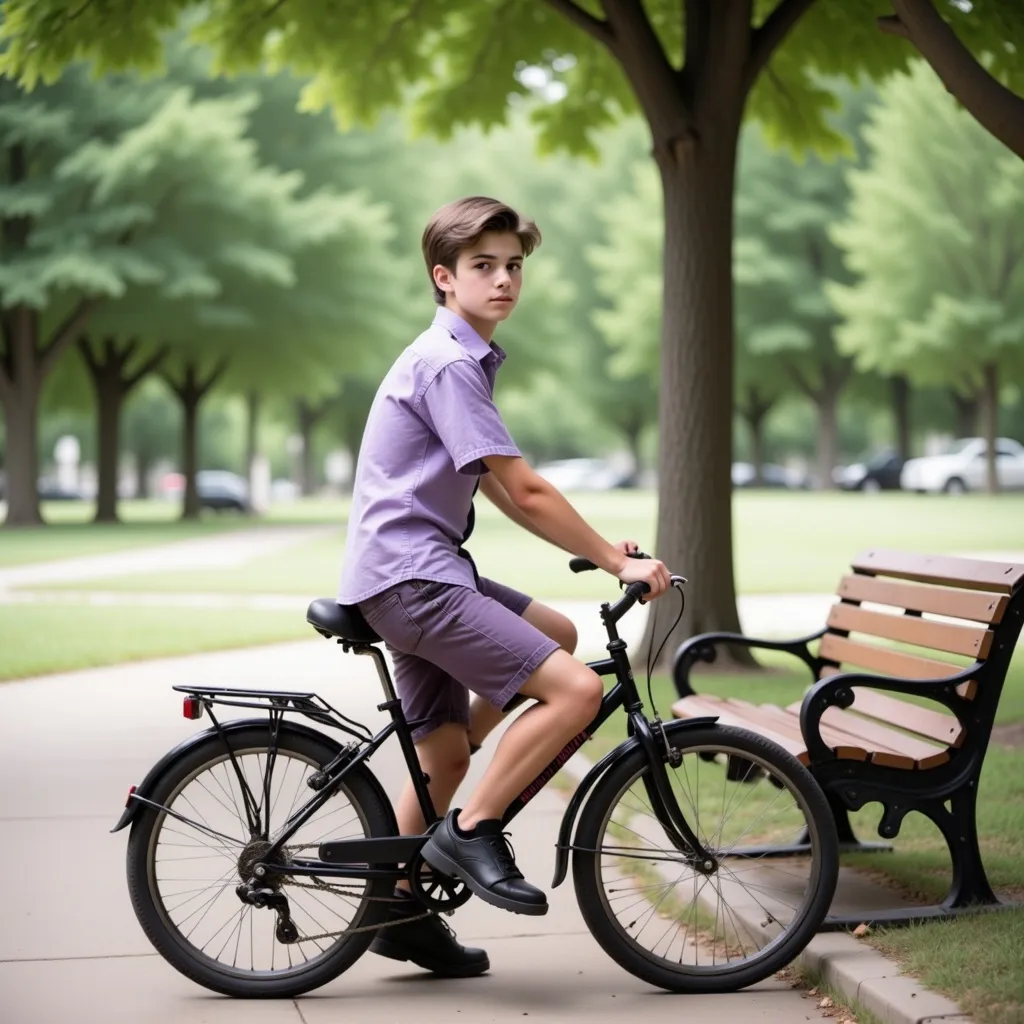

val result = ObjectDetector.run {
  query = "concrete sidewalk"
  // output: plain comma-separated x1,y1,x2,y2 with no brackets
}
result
0,638,972,1023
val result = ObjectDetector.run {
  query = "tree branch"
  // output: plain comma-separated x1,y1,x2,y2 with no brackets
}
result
76,333,100,377
744,0,818,94
125,342,169,392
40,297,98,377
542,0,615,47
881,0,1024,160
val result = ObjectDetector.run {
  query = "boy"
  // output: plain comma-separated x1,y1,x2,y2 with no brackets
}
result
337,196,669,977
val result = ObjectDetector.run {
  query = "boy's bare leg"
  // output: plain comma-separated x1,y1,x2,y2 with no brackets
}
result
393,723,471,892
466,600,577,751
458,649,602,830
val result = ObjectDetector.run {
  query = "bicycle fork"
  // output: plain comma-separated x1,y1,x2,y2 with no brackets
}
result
629,711,718,875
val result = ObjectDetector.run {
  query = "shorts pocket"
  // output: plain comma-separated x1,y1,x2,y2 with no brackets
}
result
365,593,423,654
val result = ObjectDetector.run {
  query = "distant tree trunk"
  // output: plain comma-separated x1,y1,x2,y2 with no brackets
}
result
981,362,999,494
0,144,96,526
135,448,153,499
245,389,260,488
620,410,645,481
817,381,841,491
79,336,166,524
0,310,43,526
164,359,227,521
891,374,911,461
740,386,772,484
951,389,980,439
295,396,336,496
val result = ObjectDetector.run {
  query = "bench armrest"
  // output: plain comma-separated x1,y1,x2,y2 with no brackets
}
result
798,664,979,765
672,627,826,698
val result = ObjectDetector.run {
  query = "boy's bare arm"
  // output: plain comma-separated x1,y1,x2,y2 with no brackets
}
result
478,471,572,553
482,455,670,596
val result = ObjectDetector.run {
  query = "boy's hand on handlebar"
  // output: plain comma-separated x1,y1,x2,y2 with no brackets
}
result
615,553,670,599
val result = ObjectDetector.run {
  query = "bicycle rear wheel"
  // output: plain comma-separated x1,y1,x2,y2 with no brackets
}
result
573,722,837,993
126,724,394,997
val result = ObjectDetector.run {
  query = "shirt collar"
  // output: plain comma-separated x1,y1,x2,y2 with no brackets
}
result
433,307,506,366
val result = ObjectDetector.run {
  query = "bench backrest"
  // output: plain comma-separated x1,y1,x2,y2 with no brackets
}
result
820,548,1024,757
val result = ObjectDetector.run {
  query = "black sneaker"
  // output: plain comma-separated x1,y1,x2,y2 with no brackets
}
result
369,897,489,977
420,810,548,916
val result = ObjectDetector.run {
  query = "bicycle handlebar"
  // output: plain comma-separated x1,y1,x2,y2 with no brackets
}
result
568,551,685,625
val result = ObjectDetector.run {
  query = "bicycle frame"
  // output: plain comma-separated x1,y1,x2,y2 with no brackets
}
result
125,581,716,889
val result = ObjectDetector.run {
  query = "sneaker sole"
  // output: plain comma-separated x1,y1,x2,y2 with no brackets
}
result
370,937,490,977
420,841,549,917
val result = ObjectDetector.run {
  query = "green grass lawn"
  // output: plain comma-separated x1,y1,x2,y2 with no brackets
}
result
19,490,1024,597
0,602,313,681
583,648,1024,1024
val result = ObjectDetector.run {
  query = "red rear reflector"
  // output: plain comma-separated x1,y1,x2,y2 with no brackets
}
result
183,697,204,720
125,784,137,808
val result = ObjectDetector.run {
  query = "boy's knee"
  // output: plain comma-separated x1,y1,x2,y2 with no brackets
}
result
565,666,603,722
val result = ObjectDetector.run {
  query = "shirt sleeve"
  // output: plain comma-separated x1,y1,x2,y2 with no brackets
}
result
418,359,521,474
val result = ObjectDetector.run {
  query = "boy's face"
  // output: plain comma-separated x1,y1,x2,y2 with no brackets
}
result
433,230,524,335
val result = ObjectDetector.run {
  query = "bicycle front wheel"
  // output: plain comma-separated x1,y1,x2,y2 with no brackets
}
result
126,724,394,998
573,722,838,993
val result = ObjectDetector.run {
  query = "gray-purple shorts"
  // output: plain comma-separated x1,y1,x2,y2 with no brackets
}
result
358,577,560,742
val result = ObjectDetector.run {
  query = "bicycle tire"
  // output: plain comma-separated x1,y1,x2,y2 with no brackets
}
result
572,722,838,993
126,724,394,997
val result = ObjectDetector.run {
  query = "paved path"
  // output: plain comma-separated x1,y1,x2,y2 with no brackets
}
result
0,640,843,1024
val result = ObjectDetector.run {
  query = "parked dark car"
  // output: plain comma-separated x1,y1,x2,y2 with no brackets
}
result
197,470,252,512
833,449,904,492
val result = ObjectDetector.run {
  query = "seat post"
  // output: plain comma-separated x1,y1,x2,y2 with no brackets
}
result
349,644,398,702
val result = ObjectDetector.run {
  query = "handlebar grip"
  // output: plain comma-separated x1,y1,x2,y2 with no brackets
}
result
568,551,650,574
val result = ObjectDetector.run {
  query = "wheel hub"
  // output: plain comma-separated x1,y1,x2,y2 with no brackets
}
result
238,840,289,885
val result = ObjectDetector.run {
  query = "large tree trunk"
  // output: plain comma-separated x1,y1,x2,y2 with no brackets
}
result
891,374,911,461
551,0,818,668
981,362,999,494
649,128,749,663
0,315,43,526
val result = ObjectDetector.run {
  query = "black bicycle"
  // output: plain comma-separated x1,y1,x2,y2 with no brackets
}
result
113,558,838,997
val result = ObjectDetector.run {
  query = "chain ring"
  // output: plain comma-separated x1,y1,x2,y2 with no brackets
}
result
406,852,472,913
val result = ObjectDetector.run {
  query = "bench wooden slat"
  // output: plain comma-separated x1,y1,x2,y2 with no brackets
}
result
845,689,963,747
836,574,1008,624
725,699,869,763
827,603,994,659
851,548,1024,595
819,634,962,681
671,695,809,764
785,701,948,770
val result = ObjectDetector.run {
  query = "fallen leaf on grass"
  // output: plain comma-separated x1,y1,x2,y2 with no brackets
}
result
853,923,870,937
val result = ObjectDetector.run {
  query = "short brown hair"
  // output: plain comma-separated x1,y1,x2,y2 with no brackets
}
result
421,196,541,304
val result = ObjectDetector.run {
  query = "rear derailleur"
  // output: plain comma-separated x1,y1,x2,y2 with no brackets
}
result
236,882,298,944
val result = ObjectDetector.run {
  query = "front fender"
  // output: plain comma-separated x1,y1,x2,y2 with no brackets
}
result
550,716,718,888
110,718,352,833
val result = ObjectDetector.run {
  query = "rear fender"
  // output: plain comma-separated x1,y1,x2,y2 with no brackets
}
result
551,716,718,888
110,718,391,833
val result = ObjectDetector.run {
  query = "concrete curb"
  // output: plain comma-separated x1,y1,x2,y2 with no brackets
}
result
557,749,971,1024
800,931,969,1024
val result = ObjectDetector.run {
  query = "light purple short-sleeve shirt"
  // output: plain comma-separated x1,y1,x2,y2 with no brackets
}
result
337,307,521,604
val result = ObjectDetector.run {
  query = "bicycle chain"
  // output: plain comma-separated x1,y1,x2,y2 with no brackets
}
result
275,857,435,943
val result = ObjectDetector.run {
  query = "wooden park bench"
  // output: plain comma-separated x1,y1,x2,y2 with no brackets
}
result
671,548,1024,928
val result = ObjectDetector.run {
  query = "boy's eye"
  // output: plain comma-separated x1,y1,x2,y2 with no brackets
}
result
509,264,522,273
474,262,490,270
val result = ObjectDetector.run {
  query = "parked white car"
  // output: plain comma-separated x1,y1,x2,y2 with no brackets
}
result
900,437,1024,493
